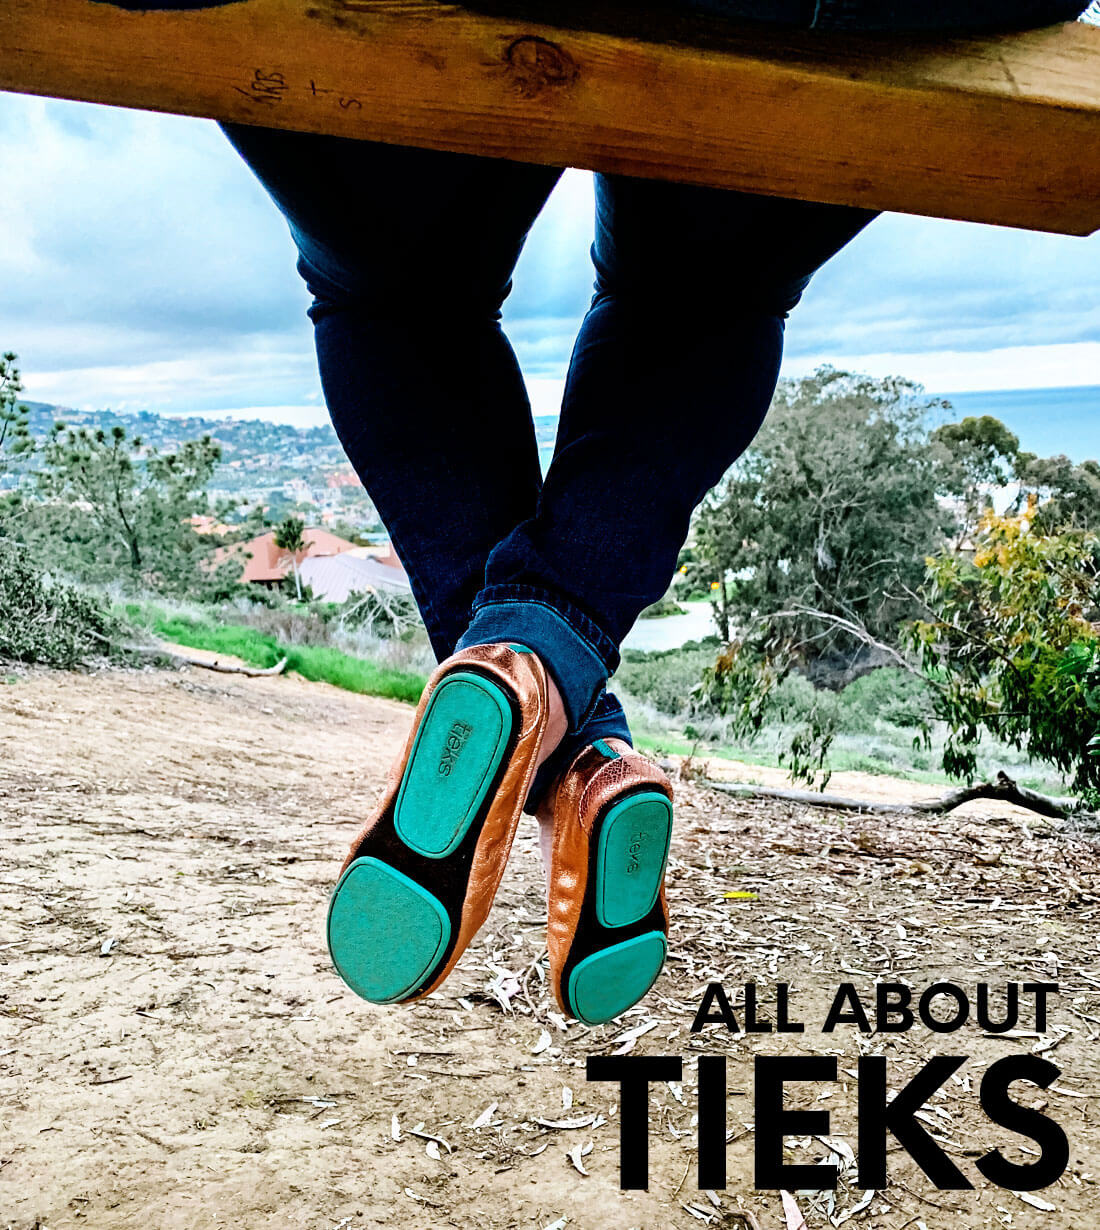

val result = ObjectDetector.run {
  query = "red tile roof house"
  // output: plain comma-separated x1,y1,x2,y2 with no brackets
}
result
215,526,358,588
214,529,410,599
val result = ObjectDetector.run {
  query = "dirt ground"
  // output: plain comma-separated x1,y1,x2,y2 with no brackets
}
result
2,657,1099,1230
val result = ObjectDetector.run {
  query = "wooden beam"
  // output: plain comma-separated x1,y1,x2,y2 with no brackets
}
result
1,0,1098,234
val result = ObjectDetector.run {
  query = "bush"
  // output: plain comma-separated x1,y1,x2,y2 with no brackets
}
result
0,544,121,668
910,511,1100,798
614,642,719,715
768,671,843,728
638,590,687,620
837,668,935,732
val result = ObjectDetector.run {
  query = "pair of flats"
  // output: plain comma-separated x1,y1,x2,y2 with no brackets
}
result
326,643,673,1024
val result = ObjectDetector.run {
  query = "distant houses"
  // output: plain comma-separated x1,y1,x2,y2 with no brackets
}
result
188,514,233,536
299,551,410,602
214,527,410,599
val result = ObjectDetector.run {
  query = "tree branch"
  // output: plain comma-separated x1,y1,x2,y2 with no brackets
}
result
703,769,1089,822
118,642,289,677
762,605,942,692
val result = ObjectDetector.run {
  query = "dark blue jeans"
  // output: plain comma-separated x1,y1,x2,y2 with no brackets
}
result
221,121,874,798
218,0,1085,801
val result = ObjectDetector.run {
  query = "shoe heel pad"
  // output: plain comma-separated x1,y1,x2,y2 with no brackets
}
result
327,857,450,1003
567,931,667,1025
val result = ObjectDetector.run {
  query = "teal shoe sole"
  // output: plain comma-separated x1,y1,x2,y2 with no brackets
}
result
564,784,673,1025
394,671,512,859
326,669,515,1003
327,857,451,1002
594,791,672,928
566,932,668,1025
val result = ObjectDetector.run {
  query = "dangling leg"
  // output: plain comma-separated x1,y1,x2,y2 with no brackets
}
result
469,175,878,701
221,125,577,1002
503,174,878,1022
221,123,563,660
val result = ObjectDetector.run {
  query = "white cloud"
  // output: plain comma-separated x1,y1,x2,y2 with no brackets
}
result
1,93,1097,422
782,342,1100,394
24,346,320,417
524,377,567,415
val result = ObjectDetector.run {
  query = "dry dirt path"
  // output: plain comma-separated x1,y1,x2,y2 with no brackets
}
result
2,662,1099,1230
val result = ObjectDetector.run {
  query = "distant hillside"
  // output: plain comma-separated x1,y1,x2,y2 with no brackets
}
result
20,403,559,473
20,401,345,482
9,402,561,518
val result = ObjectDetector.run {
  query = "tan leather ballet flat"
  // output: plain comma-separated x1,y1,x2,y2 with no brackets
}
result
540,738,673,1024
327,642,549,1003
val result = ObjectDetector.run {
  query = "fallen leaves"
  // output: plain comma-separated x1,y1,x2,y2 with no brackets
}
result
407,1123,453,1154
565,1140,592,1175
780,1189,808,1230
469,1102,498,1130
533,1114,602,1130
1013,1191,1057,1212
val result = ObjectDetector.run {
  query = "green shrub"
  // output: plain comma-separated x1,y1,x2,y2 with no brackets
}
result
614,642,719,715
638,590,687,620
0,544,121,668
768,672,842,728
836,668,935,732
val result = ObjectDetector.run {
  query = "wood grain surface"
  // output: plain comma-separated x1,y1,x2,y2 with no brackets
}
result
1,0,1097,233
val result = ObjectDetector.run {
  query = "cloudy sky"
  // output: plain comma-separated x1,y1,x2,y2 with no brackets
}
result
1,91,1097,428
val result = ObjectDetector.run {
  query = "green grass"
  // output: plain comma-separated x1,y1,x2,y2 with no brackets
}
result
630,720,1071,795
631,728,950,784
123,605,427,705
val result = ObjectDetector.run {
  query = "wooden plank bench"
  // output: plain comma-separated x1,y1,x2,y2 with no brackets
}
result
1,0,1097,234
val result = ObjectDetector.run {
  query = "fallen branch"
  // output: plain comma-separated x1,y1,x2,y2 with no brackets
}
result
703,769,1089,821
764,604,945,693
121,643,288,678
175,653,288,678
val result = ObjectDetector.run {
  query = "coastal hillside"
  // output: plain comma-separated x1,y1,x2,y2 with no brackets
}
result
7,401,561,522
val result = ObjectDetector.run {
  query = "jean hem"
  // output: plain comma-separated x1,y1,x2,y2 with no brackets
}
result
457,587,617,730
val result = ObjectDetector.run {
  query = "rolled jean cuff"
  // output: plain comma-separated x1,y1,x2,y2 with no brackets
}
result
456,585,617,730
525,690,632,815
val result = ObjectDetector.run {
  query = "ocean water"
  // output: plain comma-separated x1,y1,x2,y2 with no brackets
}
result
937,385,1100,463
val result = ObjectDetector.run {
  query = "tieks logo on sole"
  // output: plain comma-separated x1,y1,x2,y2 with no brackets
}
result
626,832,645,874
438,721,473,777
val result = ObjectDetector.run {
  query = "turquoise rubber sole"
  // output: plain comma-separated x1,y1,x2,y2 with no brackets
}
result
394,671,512,859
564,788,672,1024
567,932,668,1025
328,857,451,1002
595,791,672,929
326,670,514,1003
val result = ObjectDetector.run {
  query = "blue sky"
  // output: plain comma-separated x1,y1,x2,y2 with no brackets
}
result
0,92,1097,427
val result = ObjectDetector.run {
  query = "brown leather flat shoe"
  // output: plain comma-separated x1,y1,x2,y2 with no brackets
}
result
326,643,548,1004
542,738,673,1024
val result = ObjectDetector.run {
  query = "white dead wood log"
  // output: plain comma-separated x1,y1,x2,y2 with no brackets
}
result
121,643,289,677
704,769,1092,822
